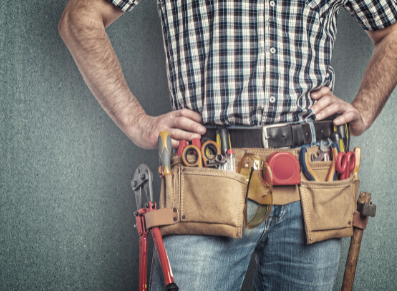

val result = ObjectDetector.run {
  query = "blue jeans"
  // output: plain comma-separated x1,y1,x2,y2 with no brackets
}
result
149,200,341,290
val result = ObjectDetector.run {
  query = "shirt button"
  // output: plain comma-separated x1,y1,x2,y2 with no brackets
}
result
270,96,276,103
270,47,276,54
270,1,275,7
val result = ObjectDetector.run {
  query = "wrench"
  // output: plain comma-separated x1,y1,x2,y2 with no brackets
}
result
312,138,332,161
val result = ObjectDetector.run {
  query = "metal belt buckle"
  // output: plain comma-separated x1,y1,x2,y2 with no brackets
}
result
261,122,289,148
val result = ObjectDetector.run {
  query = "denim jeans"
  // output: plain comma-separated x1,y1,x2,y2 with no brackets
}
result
149,199,341,291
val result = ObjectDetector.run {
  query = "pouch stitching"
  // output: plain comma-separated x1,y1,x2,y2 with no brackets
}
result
182,169,246,184
236,184,245,237
300,186,312,242
348,183,354,226
310,166,333,170
181,170,185,219
300,183,352,189
235,149,299,154
172,173,175,208
178,167,181,211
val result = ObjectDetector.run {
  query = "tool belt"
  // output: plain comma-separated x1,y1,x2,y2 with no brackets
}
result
153,122,360,245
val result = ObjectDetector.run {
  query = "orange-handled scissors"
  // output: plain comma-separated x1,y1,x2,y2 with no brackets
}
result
182,145,203,167
182,140,222,168
335,151,356,180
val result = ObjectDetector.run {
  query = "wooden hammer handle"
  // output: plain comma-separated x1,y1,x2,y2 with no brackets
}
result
341,191,371,291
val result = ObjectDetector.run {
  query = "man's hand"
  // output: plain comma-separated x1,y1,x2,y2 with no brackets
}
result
128,109,206,149
311,21,397,137
59,0,206,150
310,87,366,136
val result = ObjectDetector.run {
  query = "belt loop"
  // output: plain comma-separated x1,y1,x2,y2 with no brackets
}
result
308,120,317,146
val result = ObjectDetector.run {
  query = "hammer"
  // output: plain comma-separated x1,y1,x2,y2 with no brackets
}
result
341,191,376,291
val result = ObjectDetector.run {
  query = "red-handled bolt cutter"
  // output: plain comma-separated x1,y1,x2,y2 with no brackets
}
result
132,164,178,291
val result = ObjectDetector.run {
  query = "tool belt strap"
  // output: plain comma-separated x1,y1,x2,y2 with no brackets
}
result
202,120,334,148
352,211,369,230
144,208,179,230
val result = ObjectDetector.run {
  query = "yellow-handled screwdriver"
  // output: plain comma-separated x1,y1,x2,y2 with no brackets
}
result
216,126,231,156
158,131,172,177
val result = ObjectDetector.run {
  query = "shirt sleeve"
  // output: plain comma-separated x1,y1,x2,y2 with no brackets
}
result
107,0,140,12
343,0,397,31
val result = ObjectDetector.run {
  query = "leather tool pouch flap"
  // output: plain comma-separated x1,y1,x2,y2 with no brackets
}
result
159,156,247,238
299,160,360,244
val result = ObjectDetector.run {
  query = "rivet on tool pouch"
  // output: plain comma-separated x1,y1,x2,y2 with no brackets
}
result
264,152,301,185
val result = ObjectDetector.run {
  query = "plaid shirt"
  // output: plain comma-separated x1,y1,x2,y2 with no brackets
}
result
109,0,397,126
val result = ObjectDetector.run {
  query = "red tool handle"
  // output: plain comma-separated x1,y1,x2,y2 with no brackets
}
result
336,152,356,180
151,227,176,286
148,202,179,291
139,234,148,291
176,140,188,156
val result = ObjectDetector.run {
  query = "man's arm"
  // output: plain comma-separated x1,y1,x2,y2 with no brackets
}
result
310,21,397,136
58,0,206,149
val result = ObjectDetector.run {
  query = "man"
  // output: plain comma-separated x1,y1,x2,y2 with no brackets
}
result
58,0,397,289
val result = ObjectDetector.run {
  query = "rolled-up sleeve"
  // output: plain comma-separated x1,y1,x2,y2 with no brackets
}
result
107,0,140,12
343,0,397,31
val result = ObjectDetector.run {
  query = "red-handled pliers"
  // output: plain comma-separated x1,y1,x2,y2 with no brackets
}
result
132,164,178,291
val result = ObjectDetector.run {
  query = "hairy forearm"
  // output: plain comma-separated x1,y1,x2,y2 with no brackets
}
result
58,6,144,134
352,30,397,130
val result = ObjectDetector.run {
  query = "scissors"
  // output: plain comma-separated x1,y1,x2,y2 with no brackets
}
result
335,151,356,180
182,140,223,168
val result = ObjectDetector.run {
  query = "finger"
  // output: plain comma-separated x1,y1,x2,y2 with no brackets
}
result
315,102,344,120
169,115,206,135
334,110,360,126
311,87,331,99
171,138,180,149
172,108,202,123
310,95,335,116
334,110,365,136
168,128,202,142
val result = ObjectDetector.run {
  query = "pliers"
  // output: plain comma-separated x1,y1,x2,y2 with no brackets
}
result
300,147,320,181
132,164,178,291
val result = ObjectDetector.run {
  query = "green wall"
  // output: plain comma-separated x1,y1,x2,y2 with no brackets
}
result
1,1,396,290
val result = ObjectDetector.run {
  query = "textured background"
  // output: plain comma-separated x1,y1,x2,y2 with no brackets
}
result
0,0,396,290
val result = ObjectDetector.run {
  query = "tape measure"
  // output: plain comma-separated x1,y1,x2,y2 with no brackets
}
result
264,152,301,185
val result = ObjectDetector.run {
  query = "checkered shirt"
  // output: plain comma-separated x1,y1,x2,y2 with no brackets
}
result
109,0,397,126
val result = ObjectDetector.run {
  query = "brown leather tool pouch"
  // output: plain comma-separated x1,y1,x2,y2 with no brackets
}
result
158,148,360,244
299,160,360,244
159,156,247,238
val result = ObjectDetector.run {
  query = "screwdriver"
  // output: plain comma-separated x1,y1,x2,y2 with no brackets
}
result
158,131,172,176
331,128,344,153
335,123,349,153
216,126,231,156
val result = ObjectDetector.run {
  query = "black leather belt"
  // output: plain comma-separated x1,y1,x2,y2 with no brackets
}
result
201,120,334,148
